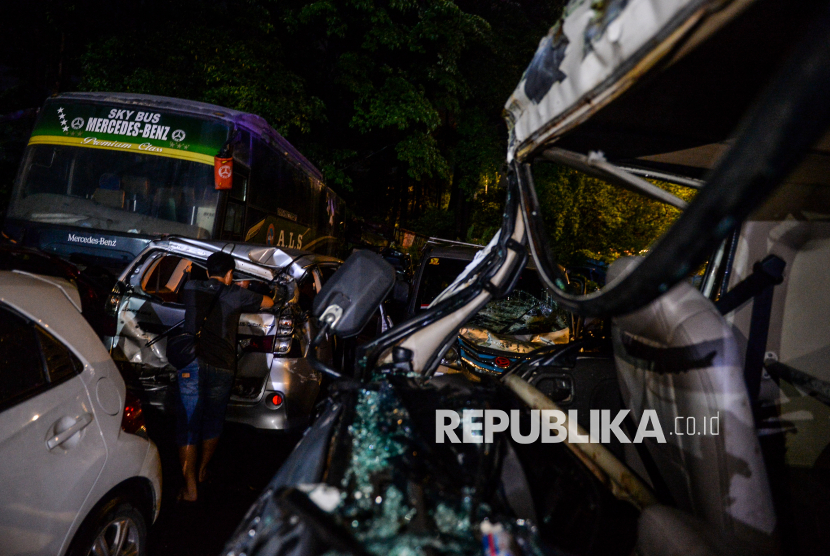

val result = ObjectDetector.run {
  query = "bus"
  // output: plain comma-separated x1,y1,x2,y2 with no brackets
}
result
3,92,346,270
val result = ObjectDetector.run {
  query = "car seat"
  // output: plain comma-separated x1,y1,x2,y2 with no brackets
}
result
92,173,125,209
607,257,777,554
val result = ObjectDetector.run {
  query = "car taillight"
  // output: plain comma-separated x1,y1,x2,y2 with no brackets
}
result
105,281,126,317
277,315,294,335
267,392,284,408
121,391,148,439
242,335,274,352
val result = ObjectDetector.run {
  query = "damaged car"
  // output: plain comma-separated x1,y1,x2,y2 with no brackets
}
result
224,0,830,555
409,241,573,376
106,236,341,431
407,242,618,418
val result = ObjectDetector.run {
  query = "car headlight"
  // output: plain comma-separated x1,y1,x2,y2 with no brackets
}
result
440,346,460,368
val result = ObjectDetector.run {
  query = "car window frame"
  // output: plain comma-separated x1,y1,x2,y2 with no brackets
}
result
0,303,83,413
141,255,194,297
135,250,281,308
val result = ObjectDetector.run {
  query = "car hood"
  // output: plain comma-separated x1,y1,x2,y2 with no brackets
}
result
459,325,569,355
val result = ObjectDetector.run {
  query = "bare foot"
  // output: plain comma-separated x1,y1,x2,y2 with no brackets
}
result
177,486,198,503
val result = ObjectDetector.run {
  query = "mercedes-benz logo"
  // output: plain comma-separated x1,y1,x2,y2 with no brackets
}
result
218,165,232,179
71,117,84,130
171,129,186,142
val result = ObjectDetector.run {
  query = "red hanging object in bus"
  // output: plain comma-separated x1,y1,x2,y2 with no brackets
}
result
215,156,233,190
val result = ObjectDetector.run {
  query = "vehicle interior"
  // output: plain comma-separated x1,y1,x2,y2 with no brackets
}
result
139,253,295,305
217,2,830,555
498,1,830,554
351,0,830,554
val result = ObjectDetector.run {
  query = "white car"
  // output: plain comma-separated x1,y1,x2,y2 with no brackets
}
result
0,270,161,556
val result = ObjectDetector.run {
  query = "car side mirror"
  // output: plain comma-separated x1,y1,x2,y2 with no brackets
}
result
391,279,410,305
312,250,395,338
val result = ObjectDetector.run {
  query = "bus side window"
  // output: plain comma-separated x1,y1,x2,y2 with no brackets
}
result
141,255,194,304
223,202,245,237
231,172,247,202
233,130,251,167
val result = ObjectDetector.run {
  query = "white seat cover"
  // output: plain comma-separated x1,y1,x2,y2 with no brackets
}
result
608,257,776,550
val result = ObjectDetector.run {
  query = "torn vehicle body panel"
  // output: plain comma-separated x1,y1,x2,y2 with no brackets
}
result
225,177,644,556
107,236,340,431
229,0,830,554
408,241,572,378
223,374,640,556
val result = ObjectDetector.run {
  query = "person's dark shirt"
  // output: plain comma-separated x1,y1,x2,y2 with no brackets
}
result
182,278,263,370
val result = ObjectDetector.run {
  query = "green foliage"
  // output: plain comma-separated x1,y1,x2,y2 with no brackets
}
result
465,186,505,245
396,133,450,180
407,206,455,240
284,0,495,193
78,2,325,138
1,0,692,267
39,0,565,226
533,164,697,265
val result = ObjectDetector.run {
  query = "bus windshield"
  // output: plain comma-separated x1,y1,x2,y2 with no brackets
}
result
6,97,232,241
9,144,218,238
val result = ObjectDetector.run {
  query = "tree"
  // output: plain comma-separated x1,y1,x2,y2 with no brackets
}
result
4,0,692,264
71,0,563,231
532,164,697,266
78,1,324,138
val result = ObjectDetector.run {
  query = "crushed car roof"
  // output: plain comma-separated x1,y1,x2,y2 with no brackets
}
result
136,237,340,282
504,0,830,174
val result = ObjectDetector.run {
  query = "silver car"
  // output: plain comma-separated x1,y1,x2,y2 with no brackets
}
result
0,270,161,556
106,237,341,431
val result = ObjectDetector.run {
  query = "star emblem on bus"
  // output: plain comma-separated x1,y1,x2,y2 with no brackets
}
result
57,106,69,133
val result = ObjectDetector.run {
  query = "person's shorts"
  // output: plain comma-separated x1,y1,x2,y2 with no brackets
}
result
175,359,235,446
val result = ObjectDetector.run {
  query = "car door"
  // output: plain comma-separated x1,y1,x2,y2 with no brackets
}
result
113,252,206,375
0,304,107,556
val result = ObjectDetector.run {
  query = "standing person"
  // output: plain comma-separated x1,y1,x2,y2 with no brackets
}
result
176,252,274,502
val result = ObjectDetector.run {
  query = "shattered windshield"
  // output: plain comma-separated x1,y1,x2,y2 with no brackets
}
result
416,256,569,335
